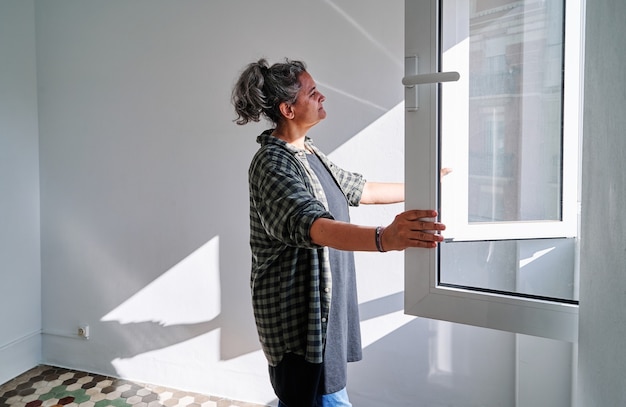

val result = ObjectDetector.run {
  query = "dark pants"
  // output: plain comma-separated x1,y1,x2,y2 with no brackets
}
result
269,353,324,407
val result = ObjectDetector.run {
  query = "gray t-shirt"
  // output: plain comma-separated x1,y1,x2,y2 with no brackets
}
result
306,152,363,394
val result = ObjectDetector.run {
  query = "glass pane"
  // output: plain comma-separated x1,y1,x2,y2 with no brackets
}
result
439,0,577,301
440,238,578,302
442,0,565,223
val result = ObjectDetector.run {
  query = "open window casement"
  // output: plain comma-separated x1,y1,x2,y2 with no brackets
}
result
404,0,583,343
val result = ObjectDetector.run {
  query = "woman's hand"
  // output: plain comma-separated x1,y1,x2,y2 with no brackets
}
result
381,209,445,250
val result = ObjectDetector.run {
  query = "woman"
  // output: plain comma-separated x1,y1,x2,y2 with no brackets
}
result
232,58,444,407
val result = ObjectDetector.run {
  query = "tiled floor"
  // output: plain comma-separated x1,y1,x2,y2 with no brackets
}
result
0,366,270,407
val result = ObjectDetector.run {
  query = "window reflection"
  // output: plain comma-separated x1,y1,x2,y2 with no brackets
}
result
457,0,565,223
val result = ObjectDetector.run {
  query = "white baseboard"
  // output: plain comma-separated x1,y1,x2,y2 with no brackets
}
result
0,330,41,386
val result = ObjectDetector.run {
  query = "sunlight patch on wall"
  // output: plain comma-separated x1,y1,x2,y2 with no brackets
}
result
111,328,221,381
519,247,555,268
359,309,414,348
328,101,403,176
101,236,221,326
110,333,275,402
428,320,453,378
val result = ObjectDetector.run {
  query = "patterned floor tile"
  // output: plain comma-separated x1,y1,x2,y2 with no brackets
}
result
0,366,269,407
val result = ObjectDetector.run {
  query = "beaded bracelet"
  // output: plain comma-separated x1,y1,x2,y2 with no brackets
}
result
375,226,386,252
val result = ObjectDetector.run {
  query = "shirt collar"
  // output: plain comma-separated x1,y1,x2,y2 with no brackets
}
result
256,129,315,155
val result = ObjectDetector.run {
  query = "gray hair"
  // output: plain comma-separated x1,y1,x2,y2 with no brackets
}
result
231,58,307,126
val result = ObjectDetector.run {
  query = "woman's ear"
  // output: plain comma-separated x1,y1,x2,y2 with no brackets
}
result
278,102,295,120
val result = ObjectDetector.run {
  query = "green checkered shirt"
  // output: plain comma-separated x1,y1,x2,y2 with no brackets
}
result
249,130,365,367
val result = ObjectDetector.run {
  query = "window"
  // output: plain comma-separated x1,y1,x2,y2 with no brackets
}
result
404,0,583,342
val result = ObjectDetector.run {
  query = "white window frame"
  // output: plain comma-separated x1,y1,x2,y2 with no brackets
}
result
404,0,583,343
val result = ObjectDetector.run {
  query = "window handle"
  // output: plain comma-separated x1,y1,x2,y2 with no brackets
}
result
402,71,460,86
403,55,460,111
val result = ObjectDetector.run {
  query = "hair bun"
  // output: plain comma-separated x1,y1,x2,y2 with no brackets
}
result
232,58,306,126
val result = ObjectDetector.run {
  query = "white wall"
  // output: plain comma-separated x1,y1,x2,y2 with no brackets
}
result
35,1,408,404
0,0,42,385
578,0,626,405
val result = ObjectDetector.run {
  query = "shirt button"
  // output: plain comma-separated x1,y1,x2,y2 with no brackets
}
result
324,287,330,293
321,318,327,323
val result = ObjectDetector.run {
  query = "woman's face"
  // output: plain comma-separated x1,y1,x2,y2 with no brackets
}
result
289,71,327,128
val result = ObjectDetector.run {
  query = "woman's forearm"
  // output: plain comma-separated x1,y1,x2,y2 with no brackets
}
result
310,210,445,252
360,182,404,205
310,218,379,251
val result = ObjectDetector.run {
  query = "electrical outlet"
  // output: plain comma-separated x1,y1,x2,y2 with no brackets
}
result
77,325,90,339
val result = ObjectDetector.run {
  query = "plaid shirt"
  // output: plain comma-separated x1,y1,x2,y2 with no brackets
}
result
249,130,365,367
